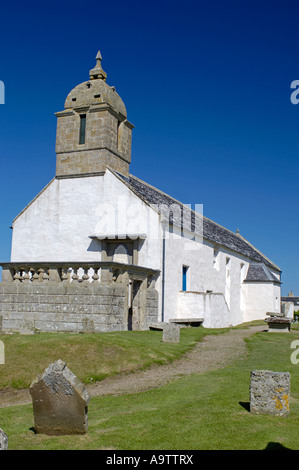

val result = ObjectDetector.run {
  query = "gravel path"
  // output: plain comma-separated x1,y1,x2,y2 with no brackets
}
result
88,325,264,397
0,325,264,408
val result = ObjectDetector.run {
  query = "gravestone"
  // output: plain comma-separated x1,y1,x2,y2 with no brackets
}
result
30,359,90,435
19,319,35,335
0,428,8,450
162,323,180,343
250,370,290,416
265,312,292,333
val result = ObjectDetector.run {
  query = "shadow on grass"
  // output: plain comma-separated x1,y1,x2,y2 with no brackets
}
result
239,401,250,412
264,442,292,451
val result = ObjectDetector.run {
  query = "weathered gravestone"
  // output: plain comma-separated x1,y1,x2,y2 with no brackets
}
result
265,312,292,333
30,359,90,435
250,370,290,416
162,323,180,343
19,319,35,335
0,428,8,450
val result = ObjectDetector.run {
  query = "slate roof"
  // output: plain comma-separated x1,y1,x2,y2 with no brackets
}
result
115,172,280,273
281,296,299,305
244,263,281,283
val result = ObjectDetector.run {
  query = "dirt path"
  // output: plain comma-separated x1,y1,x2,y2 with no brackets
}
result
0,325,264,408
88,325,264,397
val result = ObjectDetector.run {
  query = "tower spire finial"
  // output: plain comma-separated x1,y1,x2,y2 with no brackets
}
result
89,50,107,81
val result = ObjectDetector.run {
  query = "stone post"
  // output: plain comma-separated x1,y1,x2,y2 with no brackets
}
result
163,323,181,343
250,370,290,416
1,266,14,283
48,267,61,283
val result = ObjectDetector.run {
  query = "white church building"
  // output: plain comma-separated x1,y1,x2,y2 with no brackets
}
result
3,51,281,331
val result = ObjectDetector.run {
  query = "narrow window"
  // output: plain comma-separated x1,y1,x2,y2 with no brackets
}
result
169,211,174,234
182,265,189,292
225,257,231,309
240,263,246,311
79,114,86,145
213,247,220,270
117,120,122,151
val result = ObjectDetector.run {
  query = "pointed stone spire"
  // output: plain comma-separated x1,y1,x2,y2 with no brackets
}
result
89,50,107,81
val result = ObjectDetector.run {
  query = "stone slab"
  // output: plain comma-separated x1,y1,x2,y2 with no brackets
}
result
265,317,292,332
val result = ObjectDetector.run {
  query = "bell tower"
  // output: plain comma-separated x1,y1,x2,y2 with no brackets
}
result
55,51,134,178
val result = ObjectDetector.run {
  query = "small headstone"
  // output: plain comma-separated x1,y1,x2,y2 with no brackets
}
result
30,359,90,435
0,428,8,450
250,370,290,416
162,323,180,343
19,319,35,335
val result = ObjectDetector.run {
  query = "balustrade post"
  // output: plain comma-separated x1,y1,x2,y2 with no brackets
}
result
39,268,49,282
48,267,61,283
82,267,90,284
92,266,100,283
30,268,39,283
13,268,21,282
72,267,79,283
101,266,112,284
1,266,14,283
61,266,70,282
21,268,30,283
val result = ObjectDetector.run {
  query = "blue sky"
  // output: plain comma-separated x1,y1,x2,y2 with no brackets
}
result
0,0,298,295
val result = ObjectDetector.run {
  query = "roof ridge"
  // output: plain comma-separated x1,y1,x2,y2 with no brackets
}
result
114,171,280,273
128,174,280,271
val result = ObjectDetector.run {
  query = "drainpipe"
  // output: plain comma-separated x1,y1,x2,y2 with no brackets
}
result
161,224,166,322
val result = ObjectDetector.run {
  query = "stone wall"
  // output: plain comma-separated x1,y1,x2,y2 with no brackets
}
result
0,262,160,334
55,107,133,178
0,282,128,333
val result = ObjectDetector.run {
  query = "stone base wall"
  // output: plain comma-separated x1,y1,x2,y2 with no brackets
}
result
0,282,128,333
0,262,160,334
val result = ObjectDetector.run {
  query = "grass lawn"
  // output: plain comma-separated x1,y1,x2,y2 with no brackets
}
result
0,323,298,450
0,326,221,389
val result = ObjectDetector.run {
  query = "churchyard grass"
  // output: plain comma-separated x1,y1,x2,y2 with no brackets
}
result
0,326,222,389
0,323,299,450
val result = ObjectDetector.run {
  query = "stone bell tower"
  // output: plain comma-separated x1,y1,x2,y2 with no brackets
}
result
55,51,134,177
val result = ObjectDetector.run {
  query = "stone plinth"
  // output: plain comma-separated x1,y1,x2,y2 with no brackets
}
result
265,312,292,332
250,370,290,416
162,323,180,343
30,359,90,435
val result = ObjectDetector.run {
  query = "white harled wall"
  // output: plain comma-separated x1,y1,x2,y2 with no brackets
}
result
162,225,280,326
11,169,281,328
11,170,162,267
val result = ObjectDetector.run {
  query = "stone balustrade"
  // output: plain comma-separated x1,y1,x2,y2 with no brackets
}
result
1,261,159,286
0,262,160,334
